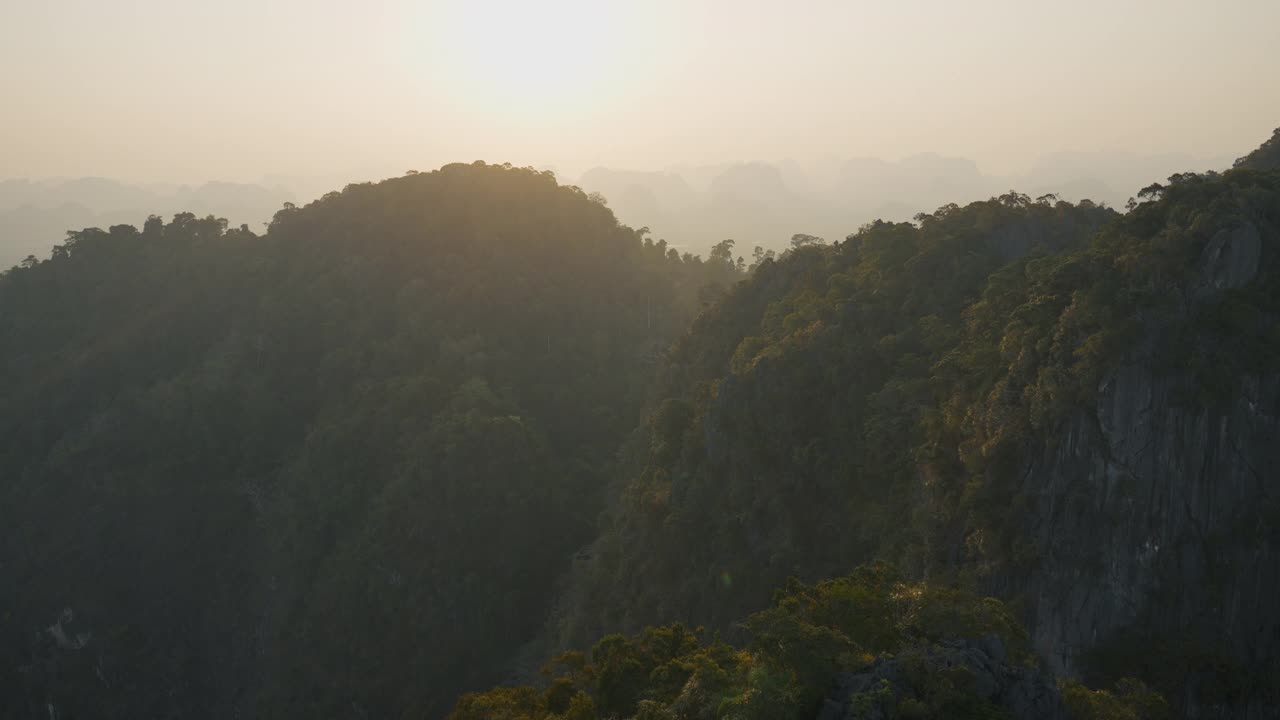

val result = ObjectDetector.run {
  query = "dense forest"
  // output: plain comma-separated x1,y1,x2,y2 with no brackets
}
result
1,132,1278,719
552,140,1280,718
0,163,738,718
456,564,1166,720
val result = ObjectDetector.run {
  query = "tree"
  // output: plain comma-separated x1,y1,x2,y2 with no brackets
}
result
1233,127,1280,171
709,238,736,266
789,233,826,248
1136,183,1165,202
751,245,776,272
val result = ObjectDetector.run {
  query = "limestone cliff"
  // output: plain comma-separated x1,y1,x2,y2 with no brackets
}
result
993,220,1279,718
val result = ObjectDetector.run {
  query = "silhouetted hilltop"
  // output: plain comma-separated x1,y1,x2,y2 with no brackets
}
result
0,162,737,719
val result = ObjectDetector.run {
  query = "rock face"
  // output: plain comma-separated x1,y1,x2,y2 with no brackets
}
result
816,636,1066,720
1003,367,1280,719
1199,222,1262,290
992,225,1280,719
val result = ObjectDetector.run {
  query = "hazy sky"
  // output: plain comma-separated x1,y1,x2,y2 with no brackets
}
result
3,0,1277,184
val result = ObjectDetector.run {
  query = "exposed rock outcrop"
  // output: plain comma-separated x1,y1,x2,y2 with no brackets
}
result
993,220,1280,718
817,636,1066,720
1199,222,1262,290
1002,366,1280,719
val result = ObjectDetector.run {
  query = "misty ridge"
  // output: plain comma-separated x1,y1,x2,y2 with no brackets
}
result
0,178,293,269
0,148,1228,271
569,148,1230,252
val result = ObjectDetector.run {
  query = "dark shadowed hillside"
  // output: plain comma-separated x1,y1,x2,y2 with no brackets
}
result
5,0,1278,714
0,163,738,719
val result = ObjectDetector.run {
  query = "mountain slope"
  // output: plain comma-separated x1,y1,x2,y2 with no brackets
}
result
555,193,1115,643
0,163,738,719
556,163,1280,717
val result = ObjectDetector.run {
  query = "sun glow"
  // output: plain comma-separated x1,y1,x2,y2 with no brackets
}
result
425,0,628,116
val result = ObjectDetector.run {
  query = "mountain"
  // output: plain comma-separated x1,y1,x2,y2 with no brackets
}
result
554,192,1117,641
0,163,737,719
2,131,1279,720
0,178,293,270
552,144,1280,718
577,168,699,218
574,150,1229,261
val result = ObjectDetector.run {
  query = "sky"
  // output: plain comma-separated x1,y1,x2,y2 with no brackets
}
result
2,0,1278,185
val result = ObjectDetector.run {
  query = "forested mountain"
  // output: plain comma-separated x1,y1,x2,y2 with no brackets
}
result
553,192,1116,644
2,132,1278,720
551,150,1280,718
0,163,737,719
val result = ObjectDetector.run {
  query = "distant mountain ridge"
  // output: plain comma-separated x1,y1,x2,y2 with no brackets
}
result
576,150,1230,257
0,177,293,269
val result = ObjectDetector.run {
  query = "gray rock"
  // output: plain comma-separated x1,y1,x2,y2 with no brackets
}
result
1199,222,1261,290
816,637,1066,720
992,320,1280,718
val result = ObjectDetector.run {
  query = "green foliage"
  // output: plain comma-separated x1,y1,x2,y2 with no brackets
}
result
940,168,1280,575
1060,679,1169,720
1234,127,1280,171
0,163,740,719
5,146,1278,720
561,193,1116,646
559,168,1280,716
455,565,1131,720
452,686,553,720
